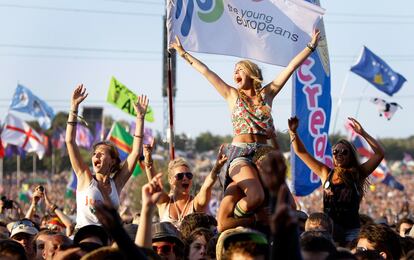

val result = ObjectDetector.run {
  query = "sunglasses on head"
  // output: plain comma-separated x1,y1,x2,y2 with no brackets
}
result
174,172,193,181
153,243,175,255
12,220,35,230
332,148,349,156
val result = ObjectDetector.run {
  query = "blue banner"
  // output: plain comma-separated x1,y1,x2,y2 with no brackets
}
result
291,0,332,196
9,84,55,129
350,46,406,96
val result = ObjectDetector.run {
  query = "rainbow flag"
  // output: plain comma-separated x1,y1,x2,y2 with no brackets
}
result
107,122,142,176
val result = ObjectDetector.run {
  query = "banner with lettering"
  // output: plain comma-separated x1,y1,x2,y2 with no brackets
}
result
291,0,332,196
167,0,324,66
106,77,154,122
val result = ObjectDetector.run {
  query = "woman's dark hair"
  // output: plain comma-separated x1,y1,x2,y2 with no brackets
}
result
333,139,369,199
92,141,122,173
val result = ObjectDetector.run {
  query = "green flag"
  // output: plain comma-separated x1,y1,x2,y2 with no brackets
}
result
108,122,142,177
107,76,154,122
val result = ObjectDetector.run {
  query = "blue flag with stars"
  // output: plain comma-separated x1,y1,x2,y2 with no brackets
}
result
350,46,406,96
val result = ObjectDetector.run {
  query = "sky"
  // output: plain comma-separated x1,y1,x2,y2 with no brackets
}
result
0,0,413,140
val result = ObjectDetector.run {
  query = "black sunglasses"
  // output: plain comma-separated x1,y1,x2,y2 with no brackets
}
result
174,172,193,181
332,148,349,156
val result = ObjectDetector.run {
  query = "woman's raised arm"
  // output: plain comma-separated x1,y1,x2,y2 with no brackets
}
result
170,36,237,102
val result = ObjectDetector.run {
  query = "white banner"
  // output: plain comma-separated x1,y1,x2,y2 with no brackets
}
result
1,113,45,159
167,0,325,66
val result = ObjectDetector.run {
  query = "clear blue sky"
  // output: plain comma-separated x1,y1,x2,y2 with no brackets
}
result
0,0,413,139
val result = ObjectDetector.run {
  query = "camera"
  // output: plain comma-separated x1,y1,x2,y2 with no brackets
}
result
1,196,13,209
38,186,44,192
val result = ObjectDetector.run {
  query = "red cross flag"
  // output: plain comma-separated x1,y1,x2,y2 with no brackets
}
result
1,113,45,159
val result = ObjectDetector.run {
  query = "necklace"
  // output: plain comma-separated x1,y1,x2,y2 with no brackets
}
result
172,195,191,222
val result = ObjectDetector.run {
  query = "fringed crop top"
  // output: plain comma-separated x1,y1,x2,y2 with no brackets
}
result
231,92,275,136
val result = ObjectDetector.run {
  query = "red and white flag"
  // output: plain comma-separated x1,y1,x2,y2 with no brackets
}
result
1,113,45,159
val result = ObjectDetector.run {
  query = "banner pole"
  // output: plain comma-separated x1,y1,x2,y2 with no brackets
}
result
167,52,175,160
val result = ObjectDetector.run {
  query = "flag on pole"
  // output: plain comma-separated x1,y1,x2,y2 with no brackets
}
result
291,0,331,196
1,113,45,159
167,0,324,66
350,46,406,96
9,84,55,129
106,77,154,122
65,171,78,199
107,122,142,176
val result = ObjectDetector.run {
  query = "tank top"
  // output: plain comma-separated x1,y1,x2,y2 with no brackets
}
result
75,177,120,229
231,91,274,136
159,196,195,230
323,170,361,229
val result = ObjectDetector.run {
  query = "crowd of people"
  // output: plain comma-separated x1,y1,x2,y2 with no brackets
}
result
1,32,414,260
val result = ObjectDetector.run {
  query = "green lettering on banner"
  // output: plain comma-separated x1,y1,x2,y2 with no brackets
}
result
106,76,154,122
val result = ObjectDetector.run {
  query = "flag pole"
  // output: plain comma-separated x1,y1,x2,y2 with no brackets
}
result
167,51,175,160
354,82,369,120
331,71,350,135
101,108,105,141
17,154,21,188
33,154,36,179
0,158,3,188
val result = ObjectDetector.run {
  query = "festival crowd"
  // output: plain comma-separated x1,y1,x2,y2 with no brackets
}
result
1,29,414,260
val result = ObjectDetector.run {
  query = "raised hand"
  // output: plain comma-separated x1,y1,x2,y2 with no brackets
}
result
133,95,149,119
32,186,44,205
270,183,297,235
169,35,186,56
71,84,88,108
310,28,321,46
143,138,155,160
347,117,365,135
142,173,164,208
288,116,299,133
215,144,228,168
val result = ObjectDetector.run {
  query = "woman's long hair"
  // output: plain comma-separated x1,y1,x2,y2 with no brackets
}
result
92,141,122,174
236,60,264,102
333,139,369,199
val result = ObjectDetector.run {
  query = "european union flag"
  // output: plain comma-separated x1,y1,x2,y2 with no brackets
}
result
350,46,406,96
9,84,55,129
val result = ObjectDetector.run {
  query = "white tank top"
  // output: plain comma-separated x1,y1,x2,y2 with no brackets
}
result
159,196,195,230
75,177,120,229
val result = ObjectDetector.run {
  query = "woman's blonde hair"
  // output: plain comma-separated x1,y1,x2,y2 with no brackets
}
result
236,60,263,95
167,157,191,179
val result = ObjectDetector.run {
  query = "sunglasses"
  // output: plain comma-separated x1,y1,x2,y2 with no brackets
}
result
332,148,349,156
355,247,368,253
174,172,193,181
153,243,175,255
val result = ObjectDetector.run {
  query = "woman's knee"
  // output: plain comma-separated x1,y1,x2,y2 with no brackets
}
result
245,185,265,206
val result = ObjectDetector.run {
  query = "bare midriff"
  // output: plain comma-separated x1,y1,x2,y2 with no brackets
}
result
232,133,267,144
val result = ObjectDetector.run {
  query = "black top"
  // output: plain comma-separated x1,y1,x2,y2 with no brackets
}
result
323,170,361,230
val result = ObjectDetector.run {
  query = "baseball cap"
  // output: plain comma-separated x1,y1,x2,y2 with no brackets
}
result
9,219,39,238
216,227,268,260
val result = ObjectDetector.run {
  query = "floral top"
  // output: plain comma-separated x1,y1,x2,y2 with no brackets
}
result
231,91,274,136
